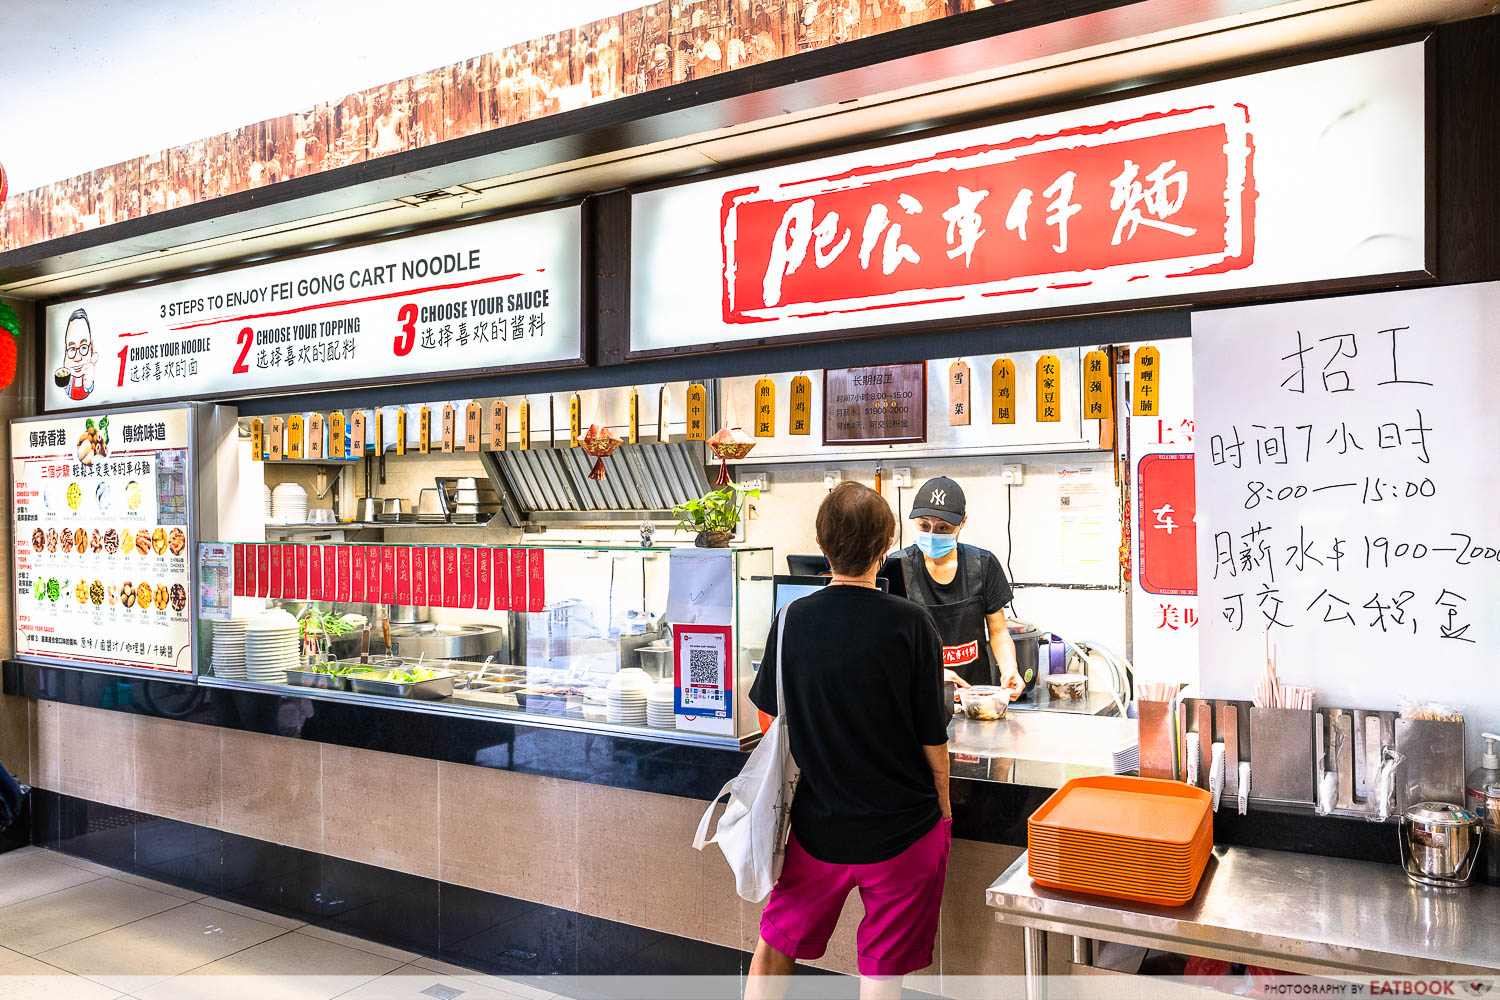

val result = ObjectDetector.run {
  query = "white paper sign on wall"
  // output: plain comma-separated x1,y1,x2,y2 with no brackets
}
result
1192,282,1500,758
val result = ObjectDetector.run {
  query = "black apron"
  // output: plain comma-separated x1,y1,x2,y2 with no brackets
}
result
901,544,995,686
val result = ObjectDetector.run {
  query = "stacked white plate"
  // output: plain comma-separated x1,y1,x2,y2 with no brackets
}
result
245,609,300,684
607,667,652,726
263,484,273,519
212,619,248,680
271,483,309,524
647,680,677,730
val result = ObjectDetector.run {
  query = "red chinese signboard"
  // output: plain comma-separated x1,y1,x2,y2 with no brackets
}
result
1137,453,1197,596
722,106,1253,324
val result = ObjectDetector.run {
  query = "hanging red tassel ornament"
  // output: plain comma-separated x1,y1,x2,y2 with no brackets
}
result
0,299,20,392
707,424,755,488
579,389,622,480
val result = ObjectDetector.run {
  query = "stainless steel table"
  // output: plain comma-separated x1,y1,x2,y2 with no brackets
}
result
947,712,1136,786
988,846,1500,999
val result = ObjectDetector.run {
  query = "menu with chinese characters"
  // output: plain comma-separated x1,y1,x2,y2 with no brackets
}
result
822,364,926,445
11,406,194,675
1193,284,1500,744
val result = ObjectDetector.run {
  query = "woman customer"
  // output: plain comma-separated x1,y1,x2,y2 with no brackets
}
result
747,482,951,999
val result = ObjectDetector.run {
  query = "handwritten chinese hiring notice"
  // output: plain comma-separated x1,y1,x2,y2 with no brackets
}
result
1192,284,1500,736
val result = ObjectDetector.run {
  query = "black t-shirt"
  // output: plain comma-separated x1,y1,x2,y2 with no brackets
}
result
917,544,1014,614
750,585,950,865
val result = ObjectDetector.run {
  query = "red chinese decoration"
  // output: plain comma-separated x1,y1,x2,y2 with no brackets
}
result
0,300,19,391
707,424,754,488
581,423,622,480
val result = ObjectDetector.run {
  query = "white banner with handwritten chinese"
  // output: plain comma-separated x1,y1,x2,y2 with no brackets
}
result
43,206,582,411
1192,283,1500,752
632,41,1426,352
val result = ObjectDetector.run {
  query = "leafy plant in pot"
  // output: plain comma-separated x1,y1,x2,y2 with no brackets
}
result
671,482,759,548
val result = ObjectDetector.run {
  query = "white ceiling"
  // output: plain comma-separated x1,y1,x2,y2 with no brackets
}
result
0,0,638,192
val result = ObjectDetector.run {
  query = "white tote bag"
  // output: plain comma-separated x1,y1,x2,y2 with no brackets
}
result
692,604,801,902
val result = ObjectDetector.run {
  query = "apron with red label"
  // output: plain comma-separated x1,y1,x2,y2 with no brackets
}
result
901,544,995,687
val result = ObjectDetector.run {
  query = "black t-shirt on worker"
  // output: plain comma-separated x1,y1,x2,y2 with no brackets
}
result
918,545,1014,614
750,585,950,865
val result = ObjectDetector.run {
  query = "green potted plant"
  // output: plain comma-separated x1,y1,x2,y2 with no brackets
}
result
671,482,759,548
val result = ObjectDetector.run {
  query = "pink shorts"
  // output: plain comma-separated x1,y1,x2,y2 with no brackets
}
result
760,817,952,977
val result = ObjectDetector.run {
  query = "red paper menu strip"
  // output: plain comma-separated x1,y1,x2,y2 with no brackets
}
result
233,544,247,597
395,547,412,606
366,546,383,602
380,547,397,605
284,545,298,598
458,548,476,608
268,546,284,599
413,546,428,607
509,550,527,613
492,549,510,611
427,547,443,607
527,548,545,613
295,546,310,600
337,546,352,601
475,549,491,610
351,545,367,602
441,548,459,608
309,545,323,601
323,546,337,601
255,545,270,598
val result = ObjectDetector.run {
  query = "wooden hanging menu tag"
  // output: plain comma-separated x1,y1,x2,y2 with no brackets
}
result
328,412,346,458
518,399,531,450
307,413,325,459
1036,354,1062,423
948,361,971,426
1083,349,1113,420
991,358,1016,424
418,406,432,454
657,387,671,443
789,375,811,436
395,408,407,456
350,411,367,454
441,404,456,453
268,417,285,460
489,399,507,451
685,383,707,441
1133,345,1160,416
568,393,581,447
286,414,305,459
628,388,640,445
372,410,384,454
754,378,775,437
465,402,482,452
250,418,264,461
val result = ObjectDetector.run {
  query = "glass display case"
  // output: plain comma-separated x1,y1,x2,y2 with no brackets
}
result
194,541,773,746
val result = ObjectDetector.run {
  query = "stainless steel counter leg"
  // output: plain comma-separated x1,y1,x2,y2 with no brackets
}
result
1023,927,1048,1000
1070,935,1093,967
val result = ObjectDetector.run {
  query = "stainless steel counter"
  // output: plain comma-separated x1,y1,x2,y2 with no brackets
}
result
987,846,1500,982
948,711,1135,787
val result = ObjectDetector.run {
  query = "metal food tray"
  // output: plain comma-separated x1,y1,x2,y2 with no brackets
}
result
284,666,353,691
347,667,459,700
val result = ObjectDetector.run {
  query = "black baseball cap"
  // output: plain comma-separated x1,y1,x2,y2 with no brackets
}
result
909,477,965,526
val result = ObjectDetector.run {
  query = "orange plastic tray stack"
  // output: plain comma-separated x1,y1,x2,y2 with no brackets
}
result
1027,776,1213,906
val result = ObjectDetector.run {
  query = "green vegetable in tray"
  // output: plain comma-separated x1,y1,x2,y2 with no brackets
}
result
388,668,440,683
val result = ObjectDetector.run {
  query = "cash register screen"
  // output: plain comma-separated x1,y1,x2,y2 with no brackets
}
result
774,575,886,613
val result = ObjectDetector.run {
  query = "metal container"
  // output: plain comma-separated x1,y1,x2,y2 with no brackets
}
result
385,622,505,661
1399,801,1483,887
358,497,382,523
380,497,405,520
387,604,431,626
284,665,350,691
636,641,673,679
347,666,458,700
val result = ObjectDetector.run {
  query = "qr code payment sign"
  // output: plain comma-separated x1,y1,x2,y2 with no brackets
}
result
688,647,720,686
676,626,730,718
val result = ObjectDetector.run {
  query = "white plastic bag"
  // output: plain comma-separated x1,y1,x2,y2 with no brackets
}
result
692,604,800,902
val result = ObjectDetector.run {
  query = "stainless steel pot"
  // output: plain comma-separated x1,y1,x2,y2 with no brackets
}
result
636,642,673,680
388,604,432,626
1399,801,1482,887
357,497,382,523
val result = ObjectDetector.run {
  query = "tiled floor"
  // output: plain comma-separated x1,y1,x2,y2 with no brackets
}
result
0,846,558,1000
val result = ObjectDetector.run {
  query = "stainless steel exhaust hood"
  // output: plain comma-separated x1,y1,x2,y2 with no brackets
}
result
482,442,711,525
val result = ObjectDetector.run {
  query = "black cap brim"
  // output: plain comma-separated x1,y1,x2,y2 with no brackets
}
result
908,506,963,526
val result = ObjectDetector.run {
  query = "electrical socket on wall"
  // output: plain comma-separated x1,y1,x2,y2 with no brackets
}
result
740,472,770,493
1000,465,1024,485
824,470,843,490
892,467,913,488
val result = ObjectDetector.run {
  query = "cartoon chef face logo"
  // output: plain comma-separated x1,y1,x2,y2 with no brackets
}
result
57,309,96,401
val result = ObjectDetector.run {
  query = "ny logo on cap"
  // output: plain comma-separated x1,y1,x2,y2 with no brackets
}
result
930,489,947,505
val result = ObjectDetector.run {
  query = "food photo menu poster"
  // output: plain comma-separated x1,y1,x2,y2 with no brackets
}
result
11,406,194,674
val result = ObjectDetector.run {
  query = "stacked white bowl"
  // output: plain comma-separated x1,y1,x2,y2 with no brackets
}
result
647,679,676,730
212,619,248,680
271,483,309,524
263,484,273,519
606,667,652,726
245,608,300,684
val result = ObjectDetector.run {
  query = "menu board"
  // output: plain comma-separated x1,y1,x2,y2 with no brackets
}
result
11,406,194,675
1192,283,1500,748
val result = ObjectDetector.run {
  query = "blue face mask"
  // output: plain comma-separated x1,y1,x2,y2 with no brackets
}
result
915,530,958,558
